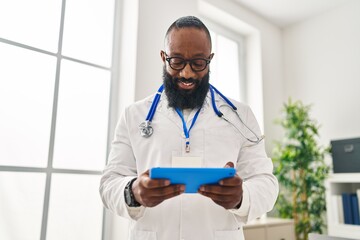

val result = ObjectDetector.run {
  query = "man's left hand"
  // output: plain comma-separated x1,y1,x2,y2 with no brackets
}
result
198,162,243,209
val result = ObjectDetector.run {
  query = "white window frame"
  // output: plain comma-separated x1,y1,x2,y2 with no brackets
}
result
206,19,247,103
0,0,122,239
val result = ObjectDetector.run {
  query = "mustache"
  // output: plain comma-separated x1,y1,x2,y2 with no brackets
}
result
162,66,210,109
175,78,199,85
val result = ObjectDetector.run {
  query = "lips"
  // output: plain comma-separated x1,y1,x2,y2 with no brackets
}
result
177,78,197,90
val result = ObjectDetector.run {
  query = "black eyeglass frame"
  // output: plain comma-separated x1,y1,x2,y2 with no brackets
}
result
163,52,213,72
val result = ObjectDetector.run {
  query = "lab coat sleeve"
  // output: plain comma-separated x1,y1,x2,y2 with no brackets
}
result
99,108,146,221
229,105,279,223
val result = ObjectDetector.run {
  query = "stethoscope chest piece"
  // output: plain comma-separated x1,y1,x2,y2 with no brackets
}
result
139,121,153,138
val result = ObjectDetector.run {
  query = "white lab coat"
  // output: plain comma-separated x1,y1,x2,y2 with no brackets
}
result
100,90,279,240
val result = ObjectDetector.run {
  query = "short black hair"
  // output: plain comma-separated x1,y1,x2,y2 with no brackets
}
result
165,16,212,50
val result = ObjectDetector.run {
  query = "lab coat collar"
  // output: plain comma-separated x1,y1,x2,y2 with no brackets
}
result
146,88,220,128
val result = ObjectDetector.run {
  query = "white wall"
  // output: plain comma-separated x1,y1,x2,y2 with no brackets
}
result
283,0,360,148
134,0,199,100
133,0,284,155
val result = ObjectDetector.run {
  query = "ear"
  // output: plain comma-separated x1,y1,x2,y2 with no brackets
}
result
160,50,166,63
209,53,215,60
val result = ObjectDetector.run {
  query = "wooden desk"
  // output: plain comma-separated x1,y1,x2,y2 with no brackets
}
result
243,217,295,240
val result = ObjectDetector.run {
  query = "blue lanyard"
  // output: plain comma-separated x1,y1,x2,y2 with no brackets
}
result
175,108,201,152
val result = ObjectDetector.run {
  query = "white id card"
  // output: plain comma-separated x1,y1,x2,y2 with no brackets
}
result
171,151,203,167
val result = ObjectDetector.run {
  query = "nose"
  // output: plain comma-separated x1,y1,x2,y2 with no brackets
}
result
179,62,197,79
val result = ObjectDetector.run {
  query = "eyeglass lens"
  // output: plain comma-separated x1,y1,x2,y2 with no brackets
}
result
167,57,209,72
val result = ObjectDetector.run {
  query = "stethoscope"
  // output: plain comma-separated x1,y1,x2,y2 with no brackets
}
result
139,84,264,151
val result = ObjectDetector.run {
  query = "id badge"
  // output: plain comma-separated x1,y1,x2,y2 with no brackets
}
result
171,150,203,167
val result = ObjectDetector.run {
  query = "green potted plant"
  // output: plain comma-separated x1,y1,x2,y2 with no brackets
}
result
272,99,330,240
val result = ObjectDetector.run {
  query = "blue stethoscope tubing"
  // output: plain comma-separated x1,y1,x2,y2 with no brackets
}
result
138,85,164,138
209,85,264,144
139,84,264,144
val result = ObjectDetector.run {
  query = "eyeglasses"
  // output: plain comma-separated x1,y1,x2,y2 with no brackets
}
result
164,52,212,72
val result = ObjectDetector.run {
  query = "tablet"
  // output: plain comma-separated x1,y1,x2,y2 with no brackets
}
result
149,167,236,193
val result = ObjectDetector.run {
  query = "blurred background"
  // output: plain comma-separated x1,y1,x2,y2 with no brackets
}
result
0,0,359,239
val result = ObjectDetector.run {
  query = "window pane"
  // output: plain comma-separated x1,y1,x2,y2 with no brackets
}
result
0,0,62,52
47,174,103,240
0,44,56,167
0,172,46,240
53,60,110,171
209,30,218,84
62,0,115,67
210,33,241,101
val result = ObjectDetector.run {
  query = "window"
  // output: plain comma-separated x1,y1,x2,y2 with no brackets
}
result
209,26,245,102
0,0,117,239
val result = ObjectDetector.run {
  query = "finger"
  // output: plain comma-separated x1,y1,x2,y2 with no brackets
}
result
141,185,185,207
154,186,185,200
224,161,234,168
203,192,240,203
142,176,171,189
199,184,238,195
198,189,242,208
219,175,242,186
139,169,171,189
144,184,185,197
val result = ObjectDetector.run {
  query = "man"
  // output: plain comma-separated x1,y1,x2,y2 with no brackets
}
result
100,16,278,240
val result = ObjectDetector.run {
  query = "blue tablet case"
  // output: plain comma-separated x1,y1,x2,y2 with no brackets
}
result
149,167,236,193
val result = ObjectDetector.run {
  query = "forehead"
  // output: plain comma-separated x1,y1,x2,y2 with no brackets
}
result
165,28,211,57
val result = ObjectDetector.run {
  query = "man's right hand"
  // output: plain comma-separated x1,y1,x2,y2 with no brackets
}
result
132,170,185,207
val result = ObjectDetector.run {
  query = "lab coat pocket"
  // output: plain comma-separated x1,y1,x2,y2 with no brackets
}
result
131,230,157,240
214,229,243,240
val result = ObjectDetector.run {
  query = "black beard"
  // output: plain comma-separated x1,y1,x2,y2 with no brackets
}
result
162,67,210,109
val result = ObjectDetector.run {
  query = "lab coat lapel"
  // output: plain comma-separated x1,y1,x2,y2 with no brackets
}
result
153,89,217,129
155,94,183,130
195,91,218,120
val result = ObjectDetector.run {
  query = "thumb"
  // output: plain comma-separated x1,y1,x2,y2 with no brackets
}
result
224,162,234,168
